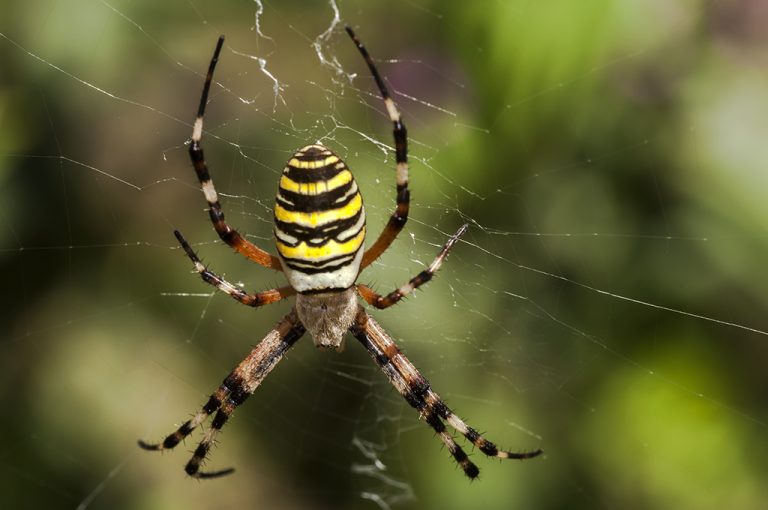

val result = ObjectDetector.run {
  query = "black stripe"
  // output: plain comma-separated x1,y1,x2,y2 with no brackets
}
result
410,374,431,403
424,411,446,432
189,142,209,178
185,459,201,476
396,186,409,204
279,248,357,267
210,410,230,430
478,439,499,456
222,374,243,393
162,429,184,449
228,387,249,407
465,427,480,444
284,323,307,345
202,395,222,414
432,400,450,419
357,330,391,368
193,442,210,461
293,146,330,161
404,391,423,410
274,210,364,246
276,181,357,212
394,122,408,163
281,252,359,274
299,286,352,294
465,463,480,479
451,443,469,463
284,163,345,183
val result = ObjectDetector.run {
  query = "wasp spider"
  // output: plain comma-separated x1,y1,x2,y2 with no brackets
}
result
139,26,542,479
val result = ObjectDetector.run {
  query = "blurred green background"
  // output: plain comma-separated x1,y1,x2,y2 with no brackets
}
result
2,1,767,509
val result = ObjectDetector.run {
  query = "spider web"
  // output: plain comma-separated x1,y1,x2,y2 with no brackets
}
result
2,1,768,509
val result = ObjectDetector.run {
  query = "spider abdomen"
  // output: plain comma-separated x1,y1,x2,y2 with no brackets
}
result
274,144,366,292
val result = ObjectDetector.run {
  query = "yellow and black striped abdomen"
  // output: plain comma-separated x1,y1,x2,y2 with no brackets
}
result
274,144,366,292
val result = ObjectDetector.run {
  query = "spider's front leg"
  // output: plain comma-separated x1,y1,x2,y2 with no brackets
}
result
345,26,411,269
138,311,306,478
188,35,282,271
174,229,294,307
350,309,542,479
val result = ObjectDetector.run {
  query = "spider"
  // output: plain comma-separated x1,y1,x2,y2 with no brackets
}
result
138,26,542,479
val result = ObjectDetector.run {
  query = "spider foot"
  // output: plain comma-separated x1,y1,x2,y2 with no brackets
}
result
460,458,480,479
499,447,543,460
446,223,469,247
137,422,191,451
185,456,235,479
174,229,203,265
137,432,185,451
137,439,162,451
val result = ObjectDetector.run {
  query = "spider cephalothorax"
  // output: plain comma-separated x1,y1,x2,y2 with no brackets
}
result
295,288,358,350
138,26,542,480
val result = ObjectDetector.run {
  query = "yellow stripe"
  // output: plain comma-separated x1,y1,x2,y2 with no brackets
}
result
287,155,340,169
279,170,353,195
274,193,361,227
276,227,365,260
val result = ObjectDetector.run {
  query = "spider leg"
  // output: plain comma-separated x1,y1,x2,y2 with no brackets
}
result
350,310,542,479
139,311,305,479
357,224,467,309
189,36,283,271
174,230,294,307
137,386,230,452
345,26,410,270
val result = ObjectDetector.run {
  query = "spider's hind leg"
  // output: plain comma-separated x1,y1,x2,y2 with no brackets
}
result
138,381,238,479
429,394,543,461
138,311,306,479
350,309,542,479
137,380,231,452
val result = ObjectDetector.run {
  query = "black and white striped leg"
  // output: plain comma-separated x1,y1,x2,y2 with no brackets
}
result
174,229,294,307
139,311,306,478
350,310,542,479
137,382,232,454
188,36,283,271
357,224,468,309
344,26,411,269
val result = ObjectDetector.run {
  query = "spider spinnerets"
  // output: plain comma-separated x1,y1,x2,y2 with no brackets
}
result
138,26,542,480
